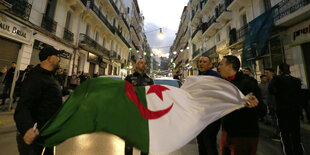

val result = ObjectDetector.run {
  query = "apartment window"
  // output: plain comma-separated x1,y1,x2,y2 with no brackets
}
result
113,18,116,27
95,32,99,41
263,0,271,10
240,14,247,26
45,0,57,18
102,38,106,47
86,24,90,36
65,11,72,29
127,7,130,13
217,34,221,42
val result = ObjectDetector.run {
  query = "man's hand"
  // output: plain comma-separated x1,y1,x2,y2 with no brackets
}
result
23,128,39,145
245,95,259,108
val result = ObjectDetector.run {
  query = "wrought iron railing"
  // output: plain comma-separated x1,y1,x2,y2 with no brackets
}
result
110,51,117,59
191,26,200,39
201,16,216,34
130,25,140,41
236,24,248,41
81,0,115,34
63,28,74,42
202,46,216,57
5,0,32,20
109,0,120,14
116,29,131,48
121,14,130,30
274,0,310,21
192,49,200,58
41,14,57,33
79,33,110,56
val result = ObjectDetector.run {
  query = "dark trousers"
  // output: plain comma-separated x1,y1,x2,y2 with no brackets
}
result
277,107,304,155
1,83,15,105
220,130,258,155
197,119,221,155
125,142,148,155
16,133,53,155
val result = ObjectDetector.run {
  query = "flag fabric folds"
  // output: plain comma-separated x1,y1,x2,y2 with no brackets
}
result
38,76,246,154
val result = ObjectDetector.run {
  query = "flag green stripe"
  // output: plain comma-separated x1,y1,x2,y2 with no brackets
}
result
38,78,149,152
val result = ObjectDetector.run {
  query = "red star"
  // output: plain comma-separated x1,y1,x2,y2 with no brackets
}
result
146,85,169,101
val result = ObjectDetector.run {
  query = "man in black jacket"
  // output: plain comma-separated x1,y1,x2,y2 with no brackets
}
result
14,46,64,155
269,63,304,155
124,58,153,155
218,55,267,155
0,66,7,77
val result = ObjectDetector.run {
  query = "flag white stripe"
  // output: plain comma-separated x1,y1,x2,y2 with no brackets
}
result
146,76,246,154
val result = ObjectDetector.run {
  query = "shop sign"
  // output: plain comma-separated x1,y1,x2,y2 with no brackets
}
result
290,20,310,43
0,16,31,42
33,40,72,59
293,24,310,40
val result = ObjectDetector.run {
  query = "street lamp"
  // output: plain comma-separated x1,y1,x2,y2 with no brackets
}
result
158,28,164,40
173,51,177,55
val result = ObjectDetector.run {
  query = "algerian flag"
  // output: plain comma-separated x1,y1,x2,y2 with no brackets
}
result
38,76,246,154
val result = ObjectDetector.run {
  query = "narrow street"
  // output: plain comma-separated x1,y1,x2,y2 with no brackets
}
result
1,110,309,155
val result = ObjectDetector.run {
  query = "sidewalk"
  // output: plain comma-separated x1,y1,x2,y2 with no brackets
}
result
0,109,14,128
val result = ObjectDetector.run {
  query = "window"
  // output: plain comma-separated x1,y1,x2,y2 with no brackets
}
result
240,14,247,27
263,0,271,10
95,32,99,41
217,33,221,42
102,38,106,47
127,7,130,14
65,11,71,29
86,24,90,36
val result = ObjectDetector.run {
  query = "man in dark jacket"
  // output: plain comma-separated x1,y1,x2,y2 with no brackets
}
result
218,55,267,155
1,62,16,105
125,58,153,87
197,56,221,155
269,63,304,155
124,58,153,155
14,46,64,155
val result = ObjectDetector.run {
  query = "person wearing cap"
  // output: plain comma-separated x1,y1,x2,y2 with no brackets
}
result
14,46,64,155
269,63,304,155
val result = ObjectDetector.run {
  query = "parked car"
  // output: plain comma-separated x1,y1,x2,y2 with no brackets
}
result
153,78,182,88
99,75,123,80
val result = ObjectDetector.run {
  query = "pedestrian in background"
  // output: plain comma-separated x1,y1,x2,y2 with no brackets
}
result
218,55,266,155
1,62,16,105
0,66,7,77
14,46,64,155
197,56,221,155
269,63,304,155
125,58,153,155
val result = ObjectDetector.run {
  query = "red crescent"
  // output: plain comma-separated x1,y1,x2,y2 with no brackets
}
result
125,81,173,120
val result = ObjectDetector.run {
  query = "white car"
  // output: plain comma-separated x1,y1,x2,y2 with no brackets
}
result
153,78,182,88
99,75,123,80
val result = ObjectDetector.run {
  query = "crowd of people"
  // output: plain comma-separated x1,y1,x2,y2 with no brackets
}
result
0,46,309,155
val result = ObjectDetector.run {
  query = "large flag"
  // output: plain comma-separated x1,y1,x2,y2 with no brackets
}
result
38,76,246,154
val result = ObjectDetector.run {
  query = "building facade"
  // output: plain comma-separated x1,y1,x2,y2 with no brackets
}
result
0,0,150,102
170,0,310,88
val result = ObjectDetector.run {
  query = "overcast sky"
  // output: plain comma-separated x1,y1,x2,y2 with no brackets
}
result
137,0,189,58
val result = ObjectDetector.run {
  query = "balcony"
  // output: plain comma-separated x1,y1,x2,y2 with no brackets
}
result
201,0,217,14
63,28,74,42
116,29,131,48
236,24,248,41
108,0,120,14
41,14,57,33
130,25,140,41
82,0,115,34
274,0,310,27
202,16,221,37
216,0,233,23
227,0,247,11
202,46,216,57
121,14,130,30
110,51,117,59
79,33,110,56
5,0,32,20
192,49,200,58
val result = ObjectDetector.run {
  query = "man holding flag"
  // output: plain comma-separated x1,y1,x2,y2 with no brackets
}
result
14,46,64,155
218,55,267,155
125,58,153,155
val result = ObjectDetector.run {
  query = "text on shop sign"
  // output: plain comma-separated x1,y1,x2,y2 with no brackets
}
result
0,22,27,38
293,24,310,40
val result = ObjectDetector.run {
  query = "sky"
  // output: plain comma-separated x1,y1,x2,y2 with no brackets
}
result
137,0,189,58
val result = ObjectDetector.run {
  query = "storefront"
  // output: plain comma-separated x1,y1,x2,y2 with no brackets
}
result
0,13,33,99
282,19,310,88
87,52,99,77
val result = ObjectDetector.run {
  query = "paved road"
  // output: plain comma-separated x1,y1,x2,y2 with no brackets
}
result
1,110,309,155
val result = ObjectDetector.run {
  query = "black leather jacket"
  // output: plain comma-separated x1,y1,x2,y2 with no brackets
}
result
14,65,63,134
125,71,153,86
